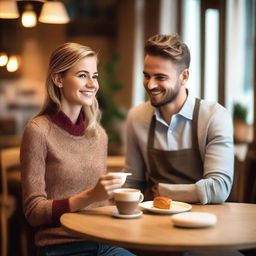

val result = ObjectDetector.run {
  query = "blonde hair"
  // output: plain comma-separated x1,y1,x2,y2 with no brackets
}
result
145,34,190,73
37,42,101,135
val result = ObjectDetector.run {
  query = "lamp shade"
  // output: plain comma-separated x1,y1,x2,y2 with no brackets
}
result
21,4,37,27
38,1,70,24
0,1,19,19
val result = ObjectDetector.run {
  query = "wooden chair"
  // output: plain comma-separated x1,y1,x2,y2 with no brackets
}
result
1,147,19,256
0,135,21,150
107,156,125,172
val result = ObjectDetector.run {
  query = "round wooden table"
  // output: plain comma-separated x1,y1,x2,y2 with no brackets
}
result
60,203,256,252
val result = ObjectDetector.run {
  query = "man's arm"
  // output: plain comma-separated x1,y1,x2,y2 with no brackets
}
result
124,110,147,192
159,105,234,204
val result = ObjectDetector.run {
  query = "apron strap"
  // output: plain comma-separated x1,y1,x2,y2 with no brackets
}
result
147,115,156,148
192,98,201,150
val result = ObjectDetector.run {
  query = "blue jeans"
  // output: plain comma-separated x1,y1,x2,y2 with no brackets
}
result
37,241,136,256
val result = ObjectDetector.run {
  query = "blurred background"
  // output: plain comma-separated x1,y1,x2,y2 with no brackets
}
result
0,0,255,154
0,0,255,255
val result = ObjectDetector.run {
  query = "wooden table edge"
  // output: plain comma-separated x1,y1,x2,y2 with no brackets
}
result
60,207,256,252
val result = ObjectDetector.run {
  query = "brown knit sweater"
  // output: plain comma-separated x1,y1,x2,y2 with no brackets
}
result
20,111,108,247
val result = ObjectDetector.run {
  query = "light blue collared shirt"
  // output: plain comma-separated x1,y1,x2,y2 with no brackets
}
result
124,92,234,204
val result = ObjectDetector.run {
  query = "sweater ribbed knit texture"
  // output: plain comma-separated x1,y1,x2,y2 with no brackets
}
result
20,112,108,247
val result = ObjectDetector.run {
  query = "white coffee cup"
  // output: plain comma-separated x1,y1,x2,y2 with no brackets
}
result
108,172,132,186
113,188,144,215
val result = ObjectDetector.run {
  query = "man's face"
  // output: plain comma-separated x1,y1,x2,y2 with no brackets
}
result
143,55,184,107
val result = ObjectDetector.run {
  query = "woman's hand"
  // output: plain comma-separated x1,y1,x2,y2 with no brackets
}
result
69,173,123,212
89,174,123,201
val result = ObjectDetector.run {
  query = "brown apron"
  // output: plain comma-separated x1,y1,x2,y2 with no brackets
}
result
146,98,204,200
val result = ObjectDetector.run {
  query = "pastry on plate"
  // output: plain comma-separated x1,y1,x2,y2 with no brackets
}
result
153,196,172,209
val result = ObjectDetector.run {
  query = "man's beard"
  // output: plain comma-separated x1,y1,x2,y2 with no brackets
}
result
150,84,180,107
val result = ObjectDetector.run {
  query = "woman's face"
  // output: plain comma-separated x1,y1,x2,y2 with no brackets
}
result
58,56,99,109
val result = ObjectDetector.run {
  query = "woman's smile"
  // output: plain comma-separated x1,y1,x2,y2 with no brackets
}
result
79,89,96,97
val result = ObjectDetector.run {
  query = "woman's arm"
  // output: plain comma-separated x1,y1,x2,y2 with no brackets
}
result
21,121,123,226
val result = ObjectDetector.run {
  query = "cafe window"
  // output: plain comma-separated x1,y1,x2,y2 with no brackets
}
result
132,0,145,107
132,0,255,114
182,0,255,121
182,0,201,98
204,9,219,102
225,0,255,124
159,0,177,34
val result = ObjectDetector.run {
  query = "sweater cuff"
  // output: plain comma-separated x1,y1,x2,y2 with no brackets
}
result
52,198,70,222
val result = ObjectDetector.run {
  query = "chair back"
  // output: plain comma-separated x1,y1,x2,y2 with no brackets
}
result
1,147,20,199
107,156,125,172
0,147,19,256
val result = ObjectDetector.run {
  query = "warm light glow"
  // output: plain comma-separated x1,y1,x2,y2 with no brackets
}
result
39,1,70,24
0,1,19,19
21,4,37,27
0,52,8,66
6,55,19,72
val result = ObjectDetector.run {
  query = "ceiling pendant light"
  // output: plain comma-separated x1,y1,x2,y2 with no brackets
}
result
0,0,19,19
39,1,70,24
0,52,9,66
6,55,19,72
21,3,37,27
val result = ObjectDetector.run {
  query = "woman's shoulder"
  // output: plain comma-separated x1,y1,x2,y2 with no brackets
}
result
95,123,108,139
21,115,52,148
24,115,51,134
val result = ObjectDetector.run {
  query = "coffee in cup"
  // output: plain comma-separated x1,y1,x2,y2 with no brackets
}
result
113,188,144,215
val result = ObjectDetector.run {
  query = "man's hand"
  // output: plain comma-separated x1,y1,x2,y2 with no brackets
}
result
152,184,160,197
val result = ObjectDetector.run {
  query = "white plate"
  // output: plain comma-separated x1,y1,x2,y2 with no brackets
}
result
112,209,143,219
171,212,217,228
139,201,192,214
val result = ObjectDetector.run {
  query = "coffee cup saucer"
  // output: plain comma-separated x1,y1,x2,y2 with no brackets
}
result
112,209,143,219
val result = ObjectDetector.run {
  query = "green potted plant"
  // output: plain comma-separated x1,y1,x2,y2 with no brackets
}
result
233,102,253,143
233,102,248,123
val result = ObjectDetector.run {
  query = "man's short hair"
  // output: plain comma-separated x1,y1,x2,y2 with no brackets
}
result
144,34,190,72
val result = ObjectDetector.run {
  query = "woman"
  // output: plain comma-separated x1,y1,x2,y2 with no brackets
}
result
20,42,135,256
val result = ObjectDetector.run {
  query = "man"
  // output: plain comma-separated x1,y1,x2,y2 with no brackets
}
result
124,34,234,204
